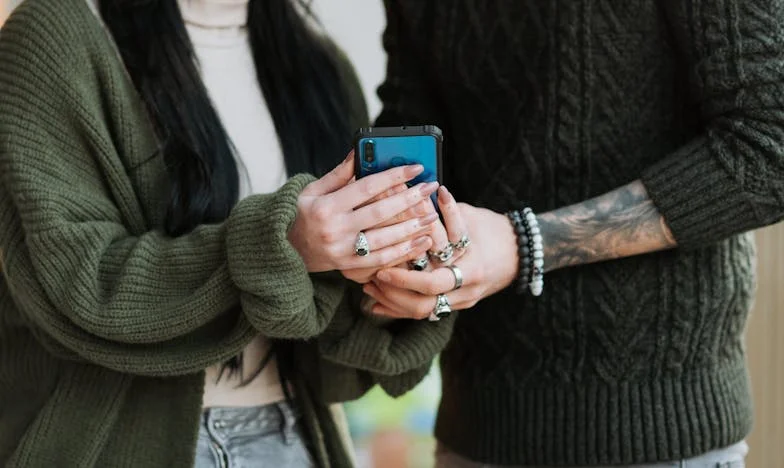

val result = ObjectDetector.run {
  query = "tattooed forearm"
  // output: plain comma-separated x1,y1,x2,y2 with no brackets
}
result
537,181,677,272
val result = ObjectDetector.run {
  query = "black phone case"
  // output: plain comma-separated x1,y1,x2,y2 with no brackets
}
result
353,125,444,183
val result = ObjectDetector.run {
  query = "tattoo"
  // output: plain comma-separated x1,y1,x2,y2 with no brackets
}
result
537,181,677,272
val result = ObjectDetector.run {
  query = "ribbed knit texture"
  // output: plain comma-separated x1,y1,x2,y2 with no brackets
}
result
0,1,455,466
377,0,784,465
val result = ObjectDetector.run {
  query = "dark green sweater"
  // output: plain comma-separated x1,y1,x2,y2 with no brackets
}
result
377,0,784,465
0,1,455,466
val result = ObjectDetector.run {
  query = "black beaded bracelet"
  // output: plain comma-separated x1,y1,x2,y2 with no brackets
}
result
507,208,545,296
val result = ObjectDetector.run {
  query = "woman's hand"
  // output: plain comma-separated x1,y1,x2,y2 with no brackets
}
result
339,183,463,284
289,152,440,273
364,189,519,319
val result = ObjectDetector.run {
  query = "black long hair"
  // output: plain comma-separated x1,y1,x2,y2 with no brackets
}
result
99,0,355,379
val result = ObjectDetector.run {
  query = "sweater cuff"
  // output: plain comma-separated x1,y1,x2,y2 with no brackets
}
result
374,363,434,397
225,174,322,329
319,307,456,377
640,140,755,249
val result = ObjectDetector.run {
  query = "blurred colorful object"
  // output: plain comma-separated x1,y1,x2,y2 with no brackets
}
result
344,362,442,467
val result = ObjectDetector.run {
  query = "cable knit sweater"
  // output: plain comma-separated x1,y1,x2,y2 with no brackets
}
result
0,1,455,466
376,0,784,465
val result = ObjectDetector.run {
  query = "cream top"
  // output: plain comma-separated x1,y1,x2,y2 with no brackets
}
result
178,0,287,407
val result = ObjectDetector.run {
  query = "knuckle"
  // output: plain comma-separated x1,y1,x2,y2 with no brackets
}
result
360,180,378,197
311,200,332,222
407,187,424,203
388,214,405,225
324,244,342,261
318,228,338,244
370,204,386,222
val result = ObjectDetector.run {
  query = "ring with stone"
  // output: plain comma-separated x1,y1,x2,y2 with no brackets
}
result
354,231,370,257
446,264,463,290
429,293,452,322
452,234,471,251
428,243,454,263
408,256,429,271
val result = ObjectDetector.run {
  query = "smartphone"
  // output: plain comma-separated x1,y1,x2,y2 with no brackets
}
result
354,125,443,207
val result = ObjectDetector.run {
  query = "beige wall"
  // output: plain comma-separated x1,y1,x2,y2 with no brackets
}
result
0,0,8,26
746,225,784,467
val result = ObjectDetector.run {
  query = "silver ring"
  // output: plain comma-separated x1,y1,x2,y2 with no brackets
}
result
354,231,370,257
429,293,452,322
408,257,429,271
452,234,471,250
428,243,454,263
446,265,463,290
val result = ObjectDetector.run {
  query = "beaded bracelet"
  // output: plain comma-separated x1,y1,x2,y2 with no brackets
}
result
506,208,545,296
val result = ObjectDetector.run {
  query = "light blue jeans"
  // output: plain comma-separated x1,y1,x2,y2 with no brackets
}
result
436,441,749,468
194,402,315,468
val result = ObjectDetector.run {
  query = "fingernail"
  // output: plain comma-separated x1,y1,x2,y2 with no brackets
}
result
344,150,354,163
419,213,439,226
405,164,425,177
376,271,391,282
438,186,449,203
419,181,439,195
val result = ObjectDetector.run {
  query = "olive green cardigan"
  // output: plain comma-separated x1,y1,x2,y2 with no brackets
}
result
0,0,454,466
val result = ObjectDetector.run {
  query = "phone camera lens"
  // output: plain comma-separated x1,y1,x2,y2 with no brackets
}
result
364,141,375,163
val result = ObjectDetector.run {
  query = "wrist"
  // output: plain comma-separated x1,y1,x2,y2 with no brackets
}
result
498,211,520,290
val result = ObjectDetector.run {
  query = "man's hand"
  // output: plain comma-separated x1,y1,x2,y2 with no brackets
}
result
364,189,518,319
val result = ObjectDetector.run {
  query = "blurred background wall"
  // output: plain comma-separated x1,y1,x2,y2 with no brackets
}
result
1,1,782,467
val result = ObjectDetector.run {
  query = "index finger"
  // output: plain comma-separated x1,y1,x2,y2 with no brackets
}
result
329,164,424,212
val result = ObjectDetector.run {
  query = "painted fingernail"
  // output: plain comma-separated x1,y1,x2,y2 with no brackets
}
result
419,181,439,195
405,164,425,177
376,271,391,282
419,213,439,227
438,186,449,203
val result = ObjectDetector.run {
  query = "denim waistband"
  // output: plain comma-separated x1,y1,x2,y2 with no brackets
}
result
200,401,301,442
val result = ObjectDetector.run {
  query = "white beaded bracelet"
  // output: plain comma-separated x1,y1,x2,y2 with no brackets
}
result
522,208,545,296
507,208,545,297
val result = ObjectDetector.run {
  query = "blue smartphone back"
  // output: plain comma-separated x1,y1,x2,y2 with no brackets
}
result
356,136,438,184
355,126,443,207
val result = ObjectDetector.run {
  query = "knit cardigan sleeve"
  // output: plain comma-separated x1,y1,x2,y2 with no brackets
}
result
0,2,343,377
316,283,456,398
640,0,784,248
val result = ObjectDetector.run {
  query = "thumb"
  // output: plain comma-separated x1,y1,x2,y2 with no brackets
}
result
302,150,355,196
